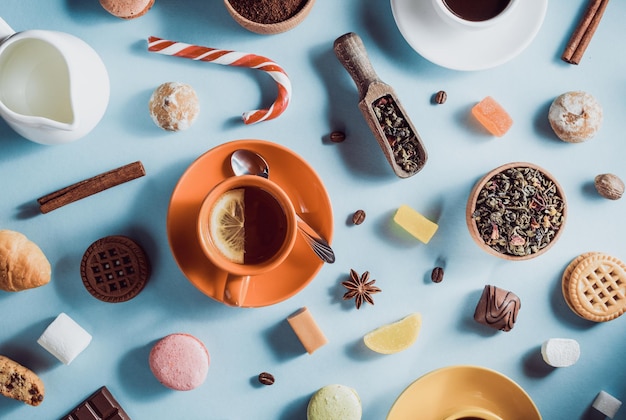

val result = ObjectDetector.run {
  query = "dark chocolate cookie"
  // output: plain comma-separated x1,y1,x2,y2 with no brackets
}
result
80,235,150,303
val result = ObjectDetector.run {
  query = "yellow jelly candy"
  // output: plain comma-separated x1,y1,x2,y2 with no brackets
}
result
393,205,438,244
363,313,422,354
471,96,513,137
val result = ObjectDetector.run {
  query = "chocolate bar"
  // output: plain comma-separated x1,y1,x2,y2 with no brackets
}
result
61,386,131,420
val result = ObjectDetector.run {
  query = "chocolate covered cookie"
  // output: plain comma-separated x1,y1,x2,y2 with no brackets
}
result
80,235,151,303
473,285,521,332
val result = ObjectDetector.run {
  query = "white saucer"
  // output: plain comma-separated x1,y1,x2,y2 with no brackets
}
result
390,0,548,71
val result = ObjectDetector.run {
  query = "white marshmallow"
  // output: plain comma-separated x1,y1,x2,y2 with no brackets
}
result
593,390,622,419
37,313,92,365
540,338,580,367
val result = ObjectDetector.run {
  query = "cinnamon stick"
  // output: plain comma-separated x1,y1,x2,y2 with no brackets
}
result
561,0,610,64
37,161,146,214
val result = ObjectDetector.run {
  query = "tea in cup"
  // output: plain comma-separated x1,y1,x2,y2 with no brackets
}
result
197,175,297,307
432,0,518,30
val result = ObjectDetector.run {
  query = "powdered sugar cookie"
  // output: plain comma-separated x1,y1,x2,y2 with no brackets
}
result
149,82,200,132
100,0,154,19
548,91,602,143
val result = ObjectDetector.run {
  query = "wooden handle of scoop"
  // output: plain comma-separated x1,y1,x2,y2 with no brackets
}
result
333,32,382,100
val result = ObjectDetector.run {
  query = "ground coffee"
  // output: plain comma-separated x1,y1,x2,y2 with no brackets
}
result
228,0,306,24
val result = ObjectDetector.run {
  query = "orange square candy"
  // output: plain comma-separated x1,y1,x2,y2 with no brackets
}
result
471,96,513,137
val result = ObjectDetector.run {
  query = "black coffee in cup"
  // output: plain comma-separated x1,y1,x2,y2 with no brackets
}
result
443,0,511,22
209,186,288,265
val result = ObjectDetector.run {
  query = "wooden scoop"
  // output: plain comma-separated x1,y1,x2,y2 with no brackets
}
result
334,32,428,178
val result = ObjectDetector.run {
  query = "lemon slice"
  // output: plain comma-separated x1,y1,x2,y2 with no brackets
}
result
363,313,421,354
210,188,245,264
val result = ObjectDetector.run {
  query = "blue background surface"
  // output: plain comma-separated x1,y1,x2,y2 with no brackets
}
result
1,0,625,419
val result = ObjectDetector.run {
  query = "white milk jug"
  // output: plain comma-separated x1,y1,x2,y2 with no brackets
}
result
0,17,109,145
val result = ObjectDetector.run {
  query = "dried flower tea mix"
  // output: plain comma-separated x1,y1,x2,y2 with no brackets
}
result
334,32,428,178
373,95,424,175
469,165,566,258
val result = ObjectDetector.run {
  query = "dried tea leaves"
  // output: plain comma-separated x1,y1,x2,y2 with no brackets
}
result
471,166,565,257
373,95,423,175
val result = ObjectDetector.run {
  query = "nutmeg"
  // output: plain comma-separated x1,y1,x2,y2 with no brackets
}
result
594,173,624,200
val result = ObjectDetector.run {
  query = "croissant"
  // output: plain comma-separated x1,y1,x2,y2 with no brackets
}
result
0,230,51,292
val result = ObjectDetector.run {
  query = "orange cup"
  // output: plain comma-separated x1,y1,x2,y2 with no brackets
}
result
197,175,297,307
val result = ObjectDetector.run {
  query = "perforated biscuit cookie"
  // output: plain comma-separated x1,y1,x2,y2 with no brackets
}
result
567,253,626,322
80,235,151,303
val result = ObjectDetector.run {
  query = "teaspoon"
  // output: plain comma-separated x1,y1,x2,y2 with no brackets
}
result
230,149,335,264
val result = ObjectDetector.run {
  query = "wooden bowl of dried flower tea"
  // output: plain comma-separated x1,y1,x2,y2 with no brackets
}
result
466,162,567,261
224,0,316,35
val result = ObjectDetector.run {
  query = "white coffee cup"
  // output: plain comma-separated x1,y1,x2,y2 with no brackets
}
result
432,0,518,31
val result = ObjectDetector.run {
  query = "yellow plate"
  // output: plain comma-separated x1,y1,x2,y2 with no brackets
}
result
387,365,541,420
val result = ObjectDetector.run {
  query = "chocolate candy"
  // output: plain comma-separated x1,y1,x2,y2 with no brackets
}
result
473,285,521,332
80,235,151,303
61,386,130,420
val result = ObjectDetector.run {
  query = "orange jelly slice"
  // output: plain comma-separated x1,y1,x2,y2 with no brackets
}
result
472,96,513,137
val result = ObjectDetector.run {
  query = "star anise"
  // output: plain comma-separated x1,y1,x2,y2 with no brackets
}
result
342,269,381,309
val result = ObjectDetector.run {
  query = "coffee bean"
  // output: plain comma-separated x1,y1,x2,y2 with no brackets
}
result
434,90,447,105
329,131,346,143
352,209,366,225
258,372,275,385
431,267,444,283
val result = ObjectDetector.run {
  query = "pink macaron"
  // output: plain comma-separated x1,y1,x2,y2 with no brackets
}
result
149,333,210,391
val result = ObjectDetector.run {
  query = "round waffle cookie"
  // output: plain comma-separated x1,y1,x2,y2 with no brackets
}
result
80,235,151,303
563,253,626,322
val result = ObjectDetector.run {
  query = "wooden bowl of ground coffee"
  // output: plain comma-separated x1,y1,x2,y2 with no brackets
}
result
224,0,315,35
466,162,567,261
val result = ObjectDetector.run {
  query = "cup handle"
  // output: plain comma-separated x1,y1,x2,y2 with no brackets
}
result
0,17,15,40
223,273,251,307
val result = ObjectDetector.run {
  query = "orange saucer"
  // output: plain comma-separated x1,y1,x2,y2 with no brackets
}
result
167,139,333,307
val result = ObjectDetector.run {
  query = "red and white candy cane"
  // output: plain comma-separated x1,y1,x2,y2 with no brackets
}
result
147,36,291,125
